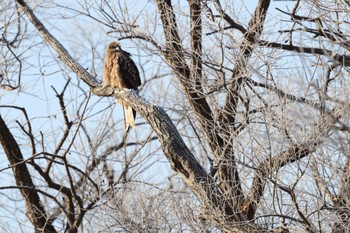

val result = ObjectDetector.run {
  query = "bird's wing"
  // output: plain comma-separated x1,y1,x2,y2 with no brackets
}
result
118,52,141,89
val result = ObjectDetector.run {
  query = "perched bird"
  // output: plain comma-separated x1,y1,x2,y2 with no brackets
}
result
103,42,141,130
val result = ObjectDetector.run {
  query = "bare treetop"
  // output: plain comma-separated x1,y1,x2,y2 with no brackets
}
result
1,0,350,232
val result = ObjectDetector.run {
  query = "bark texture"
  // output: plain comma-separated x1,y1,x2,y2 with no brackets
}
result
0,115,57,233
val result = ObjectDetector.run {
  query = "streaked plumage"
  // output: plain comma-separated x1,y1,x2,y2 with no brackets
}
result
103,42,141,130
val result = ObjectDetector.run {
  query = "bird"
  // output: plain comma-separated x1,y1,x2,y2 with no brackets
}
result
103,41,141,130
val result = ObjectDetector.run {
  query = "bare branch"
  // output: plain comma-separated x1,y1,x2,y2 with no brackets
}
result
242,108,341,220
223,0,271,124
0,115,57,233
15,0,97,88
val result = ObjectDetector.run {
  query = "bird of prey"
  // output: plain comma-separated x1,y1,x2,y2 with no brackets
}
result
103,42,141,130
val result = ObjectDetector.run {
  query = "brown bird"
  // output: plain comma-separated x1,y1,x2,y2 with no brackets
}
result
103,42,141,130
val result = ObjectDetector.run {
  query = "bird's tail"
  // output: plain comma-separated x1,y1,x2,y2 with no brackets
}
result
122,101,136,131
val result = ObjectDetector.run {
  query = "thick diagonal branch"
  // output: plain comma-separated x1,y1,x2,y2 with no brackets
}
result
92,87,251,225
0,115,57,233
15,0,246,226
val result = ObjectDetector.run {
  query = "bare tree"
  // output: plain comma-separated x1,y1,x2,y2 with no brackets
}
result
2,0,350,232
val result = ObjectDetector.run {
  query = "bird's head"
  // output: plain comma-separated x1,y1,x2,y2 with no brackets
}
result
108,42,121,52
